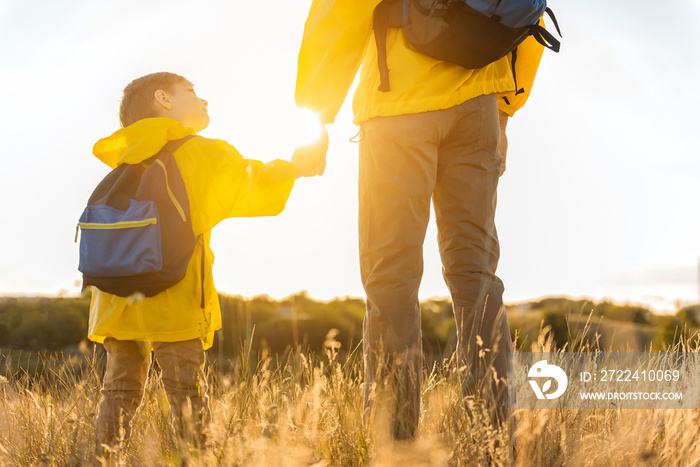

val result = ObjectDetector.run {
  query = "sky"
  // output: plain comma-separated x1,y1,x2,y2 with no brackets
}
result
0,0,698,314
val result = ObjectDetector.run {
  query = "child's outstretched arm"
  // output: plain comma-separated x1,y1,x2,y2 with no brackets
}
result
176,139,297,232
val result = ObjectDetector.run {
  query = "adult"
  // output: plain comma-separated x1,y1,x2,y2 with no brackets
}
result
296,0,546,439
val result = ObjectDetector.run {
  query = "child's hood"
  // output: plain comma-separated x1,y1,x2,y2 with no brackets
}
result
93,118,196,169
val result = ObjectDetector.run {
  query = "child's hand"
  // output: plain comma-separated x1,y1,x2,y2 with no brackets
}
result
292,126,328,178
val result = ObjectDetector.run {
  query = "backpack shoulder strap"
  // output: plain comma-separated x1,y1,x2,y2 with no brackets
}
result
148,135,198,163
153,134,206,306
530,8,561,52
374,0,403,92
140,135,198,168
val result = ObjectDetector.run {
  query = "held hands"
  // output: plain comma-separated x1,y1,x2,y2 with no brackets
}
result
498,110,509,177
292,125,329,178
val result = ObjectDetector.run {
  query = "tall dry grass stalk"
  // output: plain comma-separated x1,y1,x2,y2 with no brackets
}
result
0,327,699,466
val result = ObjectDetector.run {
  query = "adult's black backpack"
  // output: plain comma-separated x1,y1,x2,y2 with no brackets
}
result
373,0,562,91
76,135,201,298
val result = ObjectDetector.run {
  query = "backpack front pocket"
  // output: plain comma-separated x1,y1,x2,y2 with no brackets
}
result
77,200,162,277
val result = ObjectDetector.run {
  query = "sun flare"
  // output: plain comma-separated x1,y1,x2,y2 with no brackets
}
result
292,108,323,147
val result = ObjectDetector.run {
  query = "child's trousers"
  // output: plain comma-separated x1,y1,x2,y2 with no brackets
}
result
94,337,211,459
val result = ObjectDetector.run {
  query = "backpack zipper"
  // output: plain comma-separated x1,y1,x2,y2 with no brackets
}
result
75,218,158,243
78,218,158,230
153,159,187,222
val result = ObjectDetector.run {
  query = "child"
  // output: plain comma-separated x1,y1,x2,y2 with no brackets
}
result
87,71,326,461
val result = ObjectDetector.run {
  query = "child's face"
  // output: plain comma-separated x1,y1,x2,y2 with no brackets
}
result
158,81,210,133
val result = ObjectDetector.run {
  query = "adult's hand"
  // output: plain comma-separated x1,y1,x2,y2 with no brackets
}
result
292,125,329,178
498,110,509,177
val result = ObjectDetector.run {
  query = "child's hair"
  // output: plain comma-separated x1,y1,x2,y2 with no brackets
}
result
119,72,191,128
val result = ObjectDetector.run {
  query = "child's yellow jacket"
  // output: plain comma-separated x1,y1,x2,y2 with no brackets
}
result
87,118,295,349
295,0,546,123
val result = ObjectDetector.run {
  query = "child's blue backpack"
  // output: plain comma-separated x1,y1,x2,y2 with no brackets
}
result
76,135,201,298
374,0,562,91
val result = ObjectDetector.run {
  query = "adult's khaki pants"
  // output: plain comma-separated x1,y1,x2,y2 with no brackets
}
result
94,338,211,460
359,94,513,439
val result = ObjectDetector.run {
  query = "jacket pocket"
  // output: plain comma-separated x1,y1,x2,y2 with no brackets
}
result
78,200,162,277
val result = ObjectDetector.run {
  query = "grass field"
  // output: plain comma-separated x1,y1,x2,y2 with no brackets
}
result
1,328,700,466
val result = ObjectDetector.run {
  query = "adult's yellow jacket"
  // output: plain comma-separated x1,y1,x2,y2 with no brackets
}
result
296,0,546,124
87,118,296,349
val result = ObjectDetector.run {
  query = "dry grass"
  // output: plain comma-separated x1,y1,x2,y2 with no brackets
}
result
1,330,699,467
